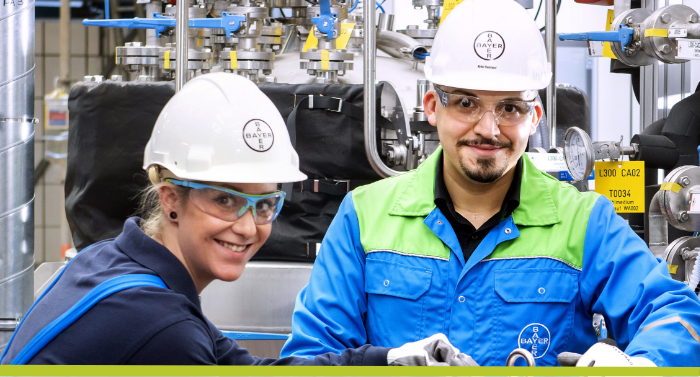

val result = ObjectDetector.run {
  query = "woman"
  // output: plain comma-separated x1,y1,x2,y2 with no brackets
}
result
0,73,466,365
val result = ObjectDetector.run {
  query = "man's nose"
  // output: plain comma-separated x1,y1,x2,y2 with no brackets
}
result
473,110,500,139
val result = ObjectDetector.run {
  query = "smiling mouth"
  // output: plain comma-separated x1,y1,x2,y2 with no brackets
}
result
216,240,248,253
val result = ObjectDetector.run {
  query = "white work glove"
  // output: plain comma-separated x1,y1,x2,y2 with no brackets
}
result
387,333,479,366
574,343,657,367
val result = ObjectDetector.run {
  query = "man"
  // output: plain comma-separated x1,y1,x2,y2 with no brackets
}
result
280,0,700,367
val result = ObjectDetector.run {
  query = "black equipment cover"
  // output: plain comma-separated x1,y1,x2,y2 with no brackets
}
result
65,81,387,263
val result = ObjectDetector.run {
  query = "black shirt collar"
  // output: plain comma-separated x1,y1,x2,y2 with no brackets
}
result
116,217,202,309
434,152,522,226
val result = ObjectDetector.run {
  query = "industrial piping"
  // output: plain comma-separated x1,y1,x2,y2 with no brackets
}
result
363,0,401,178
0,0,36,351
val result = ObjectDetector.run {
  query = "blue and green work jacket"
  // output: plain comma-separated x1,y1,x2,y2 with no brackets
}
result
281,147,700,366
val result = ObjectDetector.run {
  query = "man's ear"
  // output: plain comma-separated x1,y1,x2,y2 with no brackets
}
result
424,90,439,127
529,102,544,136
159,184,181,221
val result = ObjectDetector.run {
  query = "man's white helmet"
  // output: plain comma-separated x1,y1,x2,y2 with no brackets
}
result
425,0,552,91
143,73,307,183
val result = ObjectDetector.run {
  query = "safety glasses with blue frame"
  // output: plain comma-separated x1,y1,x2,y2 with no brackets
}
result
167,179,286,225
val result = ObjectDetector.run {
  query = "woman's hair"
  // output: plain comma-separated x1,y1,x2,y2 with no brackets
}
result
137,167,190,239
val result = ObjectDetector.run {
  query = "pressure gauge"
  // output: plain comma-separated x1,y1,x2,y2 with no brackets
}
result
563,127,595,182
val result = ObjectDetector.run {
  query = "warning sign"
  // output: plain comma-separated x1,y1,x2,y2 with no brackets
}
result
594,161,645,213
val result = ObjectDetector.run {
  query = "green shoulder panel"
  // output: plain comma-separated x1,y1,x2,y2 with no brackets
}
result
352,151,452,260
484,157,601,270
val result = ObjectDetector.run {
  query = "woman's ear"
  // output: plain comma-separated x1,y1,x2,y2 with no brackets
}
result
159,184,181,222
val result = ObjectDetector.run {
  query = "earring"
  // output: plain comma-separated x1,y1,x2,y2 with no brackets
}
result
169,212,177,220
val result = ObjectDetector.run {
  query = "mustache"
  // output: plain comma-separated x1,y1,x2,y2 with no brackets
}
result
456,137,513,150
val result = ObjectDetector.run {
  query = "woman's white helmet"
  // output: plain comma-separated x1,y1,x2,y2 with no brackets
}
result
425,0,552,91
143,73,307,184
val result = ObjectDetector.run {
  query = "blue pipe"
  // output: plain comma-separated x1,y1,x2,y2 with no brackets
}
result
105,0,109,19
349,0,359,13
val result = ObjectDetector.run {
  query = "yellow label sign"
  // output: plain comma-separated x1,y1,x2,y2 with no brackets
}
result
302,23,355,52
229,50,238,70
668,264,679,274
595,161,645,213
603,9,617,60
163,50,170,70
440,0,465,25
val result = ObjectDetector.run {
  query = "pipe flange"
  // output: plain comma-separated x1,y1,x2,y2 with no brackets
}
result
221,49,275,61
664,237,700,284
300,49,354,61
610,8,654,67
660,165,700,232
270,0,308,7
227,5,269,20
222,60,273,70
412,0,443,7
159,49,214,70
116,56,161,66
300,61,354,71
642,4,697,64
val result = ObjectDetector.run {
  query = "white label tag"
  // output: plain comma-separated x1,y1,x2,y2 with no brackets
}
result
587,41,605,57
676,39,700,59
669,27,688,38
689,192,700,213
525,153,568,172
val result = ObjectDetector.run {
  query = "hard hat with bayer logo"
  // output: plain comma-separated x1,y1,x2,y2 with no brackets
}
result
143,73,307,184
425,0,552,91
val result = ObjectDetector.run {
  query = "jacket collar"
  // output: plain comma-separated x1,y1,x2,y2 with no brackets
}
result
116,217,202,309
389,146,560,226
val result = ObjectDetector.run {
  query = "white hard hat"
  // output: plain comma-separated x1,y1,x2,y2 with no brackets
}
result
144,73,307,183
425,0,552,91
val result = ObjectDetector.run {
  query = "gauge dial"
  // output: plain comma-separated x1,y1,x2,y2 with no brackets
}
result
563,127,595,182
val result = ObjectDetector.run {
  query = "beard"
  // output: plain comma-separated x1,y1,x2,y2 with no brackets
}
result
456,136,513,183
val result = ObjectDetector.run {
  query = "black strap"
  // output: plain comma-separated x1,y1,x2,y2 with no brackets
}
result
296,179,375,195
283,94,394,199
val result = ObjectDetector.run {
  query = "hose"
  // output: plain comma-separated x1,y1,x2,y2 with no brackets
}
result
349,0,359,13
376,1,385,13
689,256,700,293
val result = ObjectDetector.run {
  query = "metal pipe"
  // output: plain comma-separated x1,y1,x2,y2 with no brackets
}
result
614,0,631,17
175,0,189,91
648,190,668,258
545,0,557,148
363,0,399,177
59,0,71,89
0,0,35,351
376,30,428,62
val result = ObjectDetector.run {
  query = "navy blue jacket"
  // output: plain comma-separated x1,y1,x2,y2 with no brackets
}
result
1,218,389,365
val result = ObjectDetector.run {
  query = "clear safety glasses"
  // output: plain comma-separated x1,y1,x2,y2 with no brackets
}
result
167,179,286,225
434,87,537,126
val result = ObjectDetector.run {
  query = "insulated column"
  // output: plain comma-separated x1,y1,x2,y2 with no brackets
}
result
0,0,36,351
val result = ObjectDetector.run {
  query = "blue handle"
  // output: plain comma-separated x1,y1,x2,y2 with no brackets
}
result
558,26,635,52
82,12,245,38
311,0,337,40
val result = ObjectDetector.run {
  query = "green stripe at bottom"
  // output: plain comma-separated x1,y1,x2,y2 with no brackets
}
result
0,366,697,376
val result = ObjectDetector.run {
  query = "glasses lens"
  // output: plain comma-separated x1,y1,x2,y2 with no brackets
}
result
188,187,283,225
189,188,247,222
495,101,533,126
446,94,482,119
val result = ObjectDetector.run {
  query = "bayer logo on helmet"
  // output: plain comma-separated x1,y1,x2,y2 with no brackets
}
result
517,323,551,359
473,31,505,61
243,119,275,152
